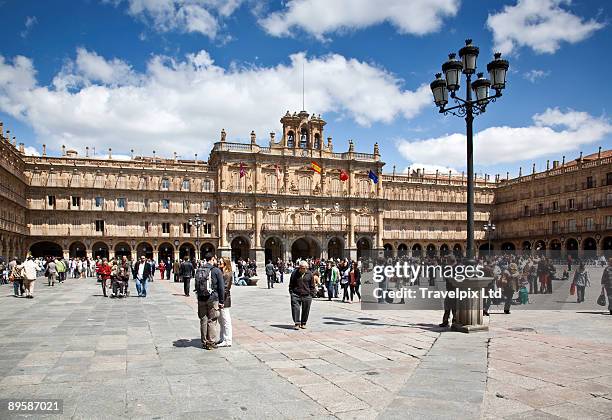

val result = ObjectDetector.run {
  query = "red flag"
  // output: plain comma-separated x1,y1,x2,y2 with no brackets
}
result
311,161,322,174
239,162,246,178
340,169,349,181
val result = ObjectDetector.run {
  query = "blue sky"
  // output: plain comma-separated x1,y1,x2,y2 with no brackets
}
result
0,0,610,178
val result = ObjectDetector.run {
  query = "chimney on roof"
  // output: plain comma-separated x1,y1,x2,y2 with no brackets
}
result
42,144,46,157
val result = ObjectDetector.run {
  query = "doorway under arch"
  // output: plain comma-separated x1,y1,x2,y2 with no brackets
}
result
264,237,283,262
327,237,344,260
453,243,463,257
231,236,250,261
383,243,393,258
179,243,196,260
114,242,131,260
69,241,86,258
426,244,436,257
398,243,408,257
583,237,597,258
137,242,153,259
412,243,422,257
29,241,63,258
158,243,174,262
501,242,516,251
439,244,450,256
291,237,320,261
603,236,612,257
92,242,109,259
200,242,215,259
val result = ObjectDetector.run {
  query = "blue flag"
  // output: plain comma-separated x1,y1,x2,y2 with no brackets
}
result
368,170,379,184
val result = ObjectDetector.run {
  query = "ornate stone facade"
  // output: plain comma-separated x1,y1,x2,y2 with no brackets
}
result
1,111,610,263
492,150,612,257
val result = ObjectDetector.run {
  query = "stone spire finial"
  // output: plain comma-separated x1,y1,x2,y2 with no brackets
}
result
194,153,198,164
220,129,226,142
0,121,3,138
250,130,256,144
519,166,522,177
12,136,16,147
42,144,47,156
392,165,396,177
173,152,177,162
579,151,583,161
598,146,602,159
562,155,565,165
348,140,354,152
62,145,66,156
85,146,89,157
546,160,549,170
108,148,112,159
532,163,535,174
270,132,275,146
506,171,509,180
18,143,24,153
327,136,332,151
130,149,134,159
374,142,379,156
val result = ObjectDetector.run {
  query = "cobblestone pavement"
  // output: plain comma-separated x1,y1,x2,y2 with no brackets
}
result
0,266,610,419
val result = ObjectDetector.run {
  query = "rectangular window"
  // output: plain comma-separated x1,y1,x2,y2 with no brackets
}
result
144,221,150,232
608,193,612,206
607,215,612,228
162,222,170,234
161,178,170,190
183,200,190,212
585,217,595,231
161,199,170,210
95,219,105,232
117,198,126,209
182,179,190,190
552,221,559,233
202,201,211,211
537,203,543,214
71,196,81,208
47,195,56,207
182,222,190,234
523,205,529,216
552,201,558,211
203,223,212,234
203,179,211,192
95,197,104,208
331,215,342,229
568,198,575,209
299,176,312,195
144,198,149,210
586,176,594,189
568,219,576,232
607,172,612,186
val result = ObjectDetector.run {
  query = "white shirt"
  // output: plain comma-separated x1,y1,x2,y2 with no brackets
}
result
138,262,145,279
23,260,38,280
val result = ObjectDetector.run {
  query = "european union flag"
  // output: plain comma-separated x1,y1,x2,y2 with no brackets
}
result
368,170,378,184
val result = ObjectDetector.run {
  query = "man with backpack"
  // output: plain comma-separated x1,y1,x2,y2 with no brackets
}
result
195,254,225,350
179,256,194,296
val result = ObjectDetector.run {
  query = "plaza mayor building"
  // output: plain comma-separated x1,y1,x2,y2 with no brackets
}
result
0,111,610,263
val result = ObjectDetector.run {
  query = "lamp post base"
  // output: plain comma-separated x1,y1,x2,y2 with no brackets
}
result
450,276,493,334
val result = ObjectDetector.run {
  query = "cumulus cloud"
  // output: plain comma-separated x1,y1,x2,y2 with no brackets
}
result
107,0,244,39
487,0,605,55
0,49,430,157
523,69,550,83
405,163,459,175
396,108,612,169
259,0,459,40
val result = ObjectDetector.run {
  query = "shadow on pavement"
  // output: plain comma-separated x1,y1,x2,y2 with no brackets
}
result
270,324,300,330
173,338,201,348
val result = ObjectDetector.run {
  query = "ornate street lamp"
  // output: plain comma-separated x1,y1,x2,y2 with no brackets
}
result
430,39,509,259
189,214,204,259
483,222,496,257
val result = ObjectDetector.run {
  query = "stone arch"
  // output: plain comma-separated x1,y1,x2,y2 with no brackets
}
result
327,237,344,260
179,242,196,260
453,243,463,257
287,130,295,148
264,236,283,262
522,241,532,250
137,242,154,259
356,237,372,260
501,242,516,251
114,242,131,260
439,243,450,256
291,237,321,261
383,243,393,258
231,236,250,262
69,241,86,258
158,242,174,262
603,236,612,257
29,241,63,258
412,243,422,257
534,240,546,251
565,238,579,256
583,237,597,258
397,243,408,257
200,242,215,259
92,242,109,259
426,243,436,257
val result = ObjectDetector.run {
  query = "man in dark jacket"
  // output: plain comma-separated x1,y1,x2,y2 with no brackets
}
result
265,260,276,289
289,260,315,330
179,256,194,296
602,257,612,315
197,253,225,350
133,255,152,297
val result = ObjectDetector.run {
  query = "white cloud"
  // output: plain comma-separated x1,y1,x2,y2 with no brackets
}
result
0,49,430,157
396,108,612,169
523,69,550,83
23,146,40,156
405,163,459,175
108,0,245,39
259,0,459,40
487,0,605,55
20,16,37,38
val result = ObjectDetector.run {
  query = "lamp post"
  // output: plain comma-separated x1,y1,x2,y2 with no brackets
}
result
483,221,495,257
189,214,204,259
430,40,509,260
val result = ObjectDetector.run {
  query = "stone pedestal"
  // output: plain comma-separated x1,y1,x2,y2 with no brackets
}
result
450,276,493,333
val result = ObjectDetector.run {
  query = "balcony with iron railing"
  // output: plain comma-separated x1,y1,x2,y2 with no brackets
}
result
262,223,348,232
496,223,611,239
494,199,611,221
211,142,378,161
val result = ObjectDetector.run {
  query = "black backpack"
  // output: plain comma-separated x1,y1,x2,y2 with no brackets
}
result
194,266,212,297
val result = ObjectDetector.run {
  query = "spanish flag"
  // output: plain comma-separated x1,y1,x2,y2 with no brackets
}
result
311,161,322,174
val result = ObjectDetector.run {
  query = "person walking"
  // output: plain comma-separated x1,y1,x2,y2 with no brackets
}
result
165,258,171,280
289,260,315,330
173,259,180,282
439,257,458,327
10,259,25,297
98,258,112,297
349,260,361,302
265,260,276,289
502,263,520,314
47,258,58,287
601,257,612,315
133,255,152,297
159,260,166,280
22,256,38,299
55,258,66,283
179,256,194,296
217,257,233,348
195,254,224,350
340,260,350,303
572,262,590,303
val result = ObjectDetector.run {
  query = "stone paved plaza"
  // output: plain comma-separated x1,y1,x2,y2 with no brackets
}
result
1,267,611,419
